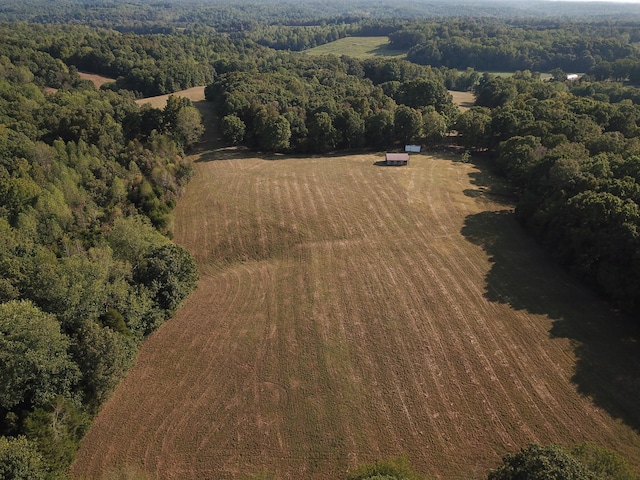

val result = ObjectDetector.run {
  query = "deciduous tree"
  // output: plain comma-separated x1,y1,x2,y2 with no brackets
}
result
220,114,246,145
488,444,592,480
0,300,79,411
0,436,46,480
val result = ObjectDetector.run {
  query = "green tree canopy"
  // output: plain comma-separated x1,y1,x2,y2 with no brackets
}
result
348,456,426,480
135,243,199,317
220,114,246,145
455,107,492,150
0,436,46,480
394,105,423,144
488,444,593,480
308,111,339,153
0,301,79,411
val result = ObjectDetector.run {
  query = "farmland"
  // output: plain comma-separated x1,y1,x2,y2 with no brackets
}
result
71,97,640,479
303,36,407,58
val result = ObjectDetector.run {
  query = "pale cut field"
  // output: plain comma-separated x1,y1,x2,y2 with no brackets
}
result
72,97,640,478
449,91,475,111
76,71,205,109
135,86,206,109
78,71,116,88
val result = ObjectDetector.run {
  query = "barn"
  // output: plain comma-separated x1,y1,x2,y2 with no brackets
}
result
385,153,409,166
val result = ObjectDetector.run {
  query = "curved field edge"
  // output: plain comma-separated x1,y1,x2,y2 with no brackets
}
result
72,117,640,478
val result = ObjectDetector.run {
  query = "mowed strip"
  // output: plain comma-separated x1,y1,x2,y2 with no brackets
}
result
72,151,640,480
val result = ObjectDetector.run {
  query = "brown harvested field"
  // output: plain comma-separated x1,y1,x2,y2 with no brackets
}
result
75,71,205,108
78,71,116,88
72,102,640,479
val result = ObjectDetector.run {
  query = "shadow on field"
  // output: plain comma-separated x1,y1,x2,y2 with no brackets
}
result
367,44,407,58
461,190,640,435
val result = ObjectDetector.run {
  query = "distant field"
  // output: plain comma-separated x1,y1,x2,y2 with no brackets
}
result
304,36,406,58
135,86,206,108
489,71,554,80
72,96,640,479
449,90,475,111
303,39,556,81
78,71,115,88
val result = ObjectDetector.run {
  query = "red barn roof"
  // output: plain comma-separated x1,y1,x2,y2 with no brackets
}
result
385,153,409,161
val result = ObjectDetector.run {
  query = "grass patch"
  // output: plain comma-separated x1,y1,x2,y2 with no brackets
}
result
303,36,406,58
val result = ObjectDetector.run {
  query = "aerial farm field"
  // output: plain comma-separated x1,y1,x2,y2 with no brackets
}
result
71,93,640,480
303,36,407,59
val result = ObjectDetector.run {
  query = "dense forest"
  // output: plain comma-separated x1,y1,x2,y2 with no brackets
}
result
207,54,458,153
1,0,640,478
396,21,640,73
0,24,202,478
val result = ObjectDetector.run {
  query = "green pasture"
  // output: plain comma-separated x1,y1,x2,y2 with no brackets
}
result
303,36,406,58
303,37,554,80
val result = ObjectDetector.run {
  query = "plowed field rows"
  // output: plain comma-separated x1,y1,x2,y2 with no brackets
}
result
72,143,640,478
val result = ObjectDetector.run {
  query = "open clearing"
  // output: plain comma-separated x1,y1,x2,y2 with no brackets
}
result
135,86,206,109
75,71,205,109
449,91,475,111
72,92,640,479
78,71,116,88
304,36,407,58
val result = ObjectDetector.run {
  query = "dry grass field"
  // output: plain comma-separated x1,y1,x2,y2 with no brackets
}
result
135,86,206,109
78,71,116,88
71,93,640,480
448,91,475,111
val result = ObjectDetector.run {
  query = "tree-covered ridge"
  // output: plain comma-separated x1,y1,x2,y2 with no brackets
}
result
391,20,640,74
3,0,640,31
0,48,200,476
0,22,256,97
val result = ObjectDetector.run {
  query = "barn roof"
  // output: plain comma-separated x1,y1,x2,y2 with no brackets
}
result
385,153,409,161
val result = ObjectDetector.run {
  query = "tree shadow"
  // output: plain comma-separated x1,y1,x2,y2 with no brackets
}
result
461,177,640,434
372,160,408,167
367,45,407,58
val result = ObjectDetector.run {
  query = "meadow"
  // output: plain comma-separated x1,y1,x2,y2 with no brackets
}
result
303,37,554,82
71,94,640,479
303,36,407,59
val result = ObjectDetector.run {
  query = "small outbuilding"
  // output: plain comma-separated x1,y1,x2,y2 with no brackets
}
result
385,153,409,166
405,144,421,153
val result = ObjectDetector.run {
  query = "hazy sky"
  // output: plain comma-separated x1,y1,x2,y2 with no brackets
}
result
551,0,640,2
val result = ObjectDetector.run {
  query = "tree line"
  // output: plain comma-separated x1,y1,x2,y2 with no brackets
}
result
208,54,459,154
455,71,640,317
345,443,638,480
0,43,202,476
391,19,640,74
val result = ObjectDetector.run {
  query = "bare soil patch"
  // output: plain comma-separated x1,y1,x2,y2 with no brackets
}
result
72,123,640,479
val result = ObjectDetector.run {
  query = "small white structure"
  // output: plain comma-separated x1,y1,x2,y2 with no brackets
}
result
567,74,579,81
405,144,421,153
385,153,409,166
